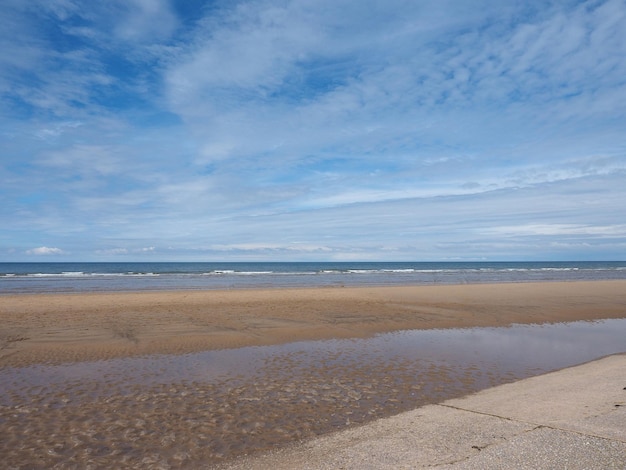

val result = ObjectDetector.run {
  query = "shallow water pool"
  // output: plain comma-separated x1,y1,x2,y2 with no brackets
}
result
1,319,625,467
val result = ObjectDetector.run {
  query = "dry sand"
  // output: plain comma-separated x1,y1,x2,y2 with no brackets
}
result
2,280,626,367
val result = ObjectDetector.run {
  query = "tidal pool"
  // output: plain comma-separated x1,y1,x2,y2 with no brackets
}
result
1,319,625,468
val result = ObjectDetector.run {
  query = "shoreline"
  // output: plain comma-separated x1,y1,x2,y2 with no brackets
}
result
2,280,626,367
0,276,620,296
2,273,625,297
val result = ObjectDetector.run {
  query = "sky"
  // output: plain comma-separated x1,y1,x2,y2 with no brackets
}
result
1,0,625,262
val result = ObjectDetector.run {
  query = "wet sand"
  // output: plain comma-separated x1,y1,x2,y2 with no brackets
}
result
2,281,626,367
1,281,626,468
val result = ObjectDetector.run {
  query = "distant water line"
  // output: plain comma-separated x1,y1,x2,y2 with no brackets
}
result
0,261,625,294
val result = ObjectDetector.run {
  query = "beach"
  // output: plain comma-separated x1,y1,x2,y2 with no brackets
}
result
1,280,626,468
2,280,626,367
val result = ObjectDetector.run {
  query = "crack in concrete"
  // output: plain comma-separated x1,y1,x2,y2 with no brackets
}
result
437,404,626,444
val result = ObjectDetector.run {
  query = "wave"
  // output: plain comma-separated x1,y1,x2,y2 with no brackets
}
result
3,272,161,278
1,267,625,278
1,262,624,295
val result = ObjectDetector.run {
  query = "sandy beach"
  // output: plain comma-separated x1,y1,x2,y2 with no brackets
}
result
2,280,626,367
1,280,625,468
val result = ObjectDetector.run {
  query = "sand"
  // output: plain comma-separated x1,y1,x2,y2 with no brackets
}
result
2,280,626,468
2,280,626,367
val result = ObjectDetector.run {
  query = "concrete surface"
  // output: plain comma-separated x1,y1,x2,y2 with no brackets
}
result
222,354,626,469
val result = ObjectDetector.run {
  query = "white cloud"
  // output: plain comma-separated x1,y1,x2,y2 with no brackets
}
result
113,0,179,42
95,248,129,255
26,246,65,255
39,144,124,177
34,121,83,140
485,224,626,238
209,243,333,253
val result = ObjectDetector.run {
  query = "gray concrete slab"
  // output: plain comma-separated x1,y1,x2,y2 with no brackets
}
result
443,427,626,469
445,353,626,441
221,354,626,470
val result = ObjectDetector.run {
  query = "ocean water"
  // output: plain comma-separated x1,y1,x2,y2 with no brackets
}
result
0,261,625,294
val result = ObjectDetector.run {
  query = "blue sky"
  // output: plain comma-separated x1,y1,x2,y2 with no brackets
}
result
1,0,625,261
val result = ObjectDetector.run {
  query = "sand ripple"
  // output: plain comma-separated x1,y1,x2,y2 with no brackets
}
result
0,350,515,468
2,320,626,468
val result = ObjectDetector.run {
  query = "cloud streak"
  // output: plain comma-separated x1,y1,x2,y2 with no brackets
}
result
26,247,65,256
1,0,625,260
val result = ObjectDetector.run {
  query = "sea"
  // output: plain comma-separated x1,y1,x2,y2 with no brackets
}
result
1,261,625,294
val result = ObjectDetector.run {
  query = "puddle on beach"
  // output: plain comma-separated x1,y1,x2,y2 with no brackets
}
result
1,319,625,468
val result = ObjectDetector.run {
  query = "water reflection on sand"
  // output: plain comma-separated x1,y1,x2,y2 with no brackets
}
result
1,319,625,468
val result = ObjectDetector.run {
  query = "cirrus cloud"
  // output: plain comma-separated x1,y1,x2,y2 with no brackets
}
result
1,0,625,261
